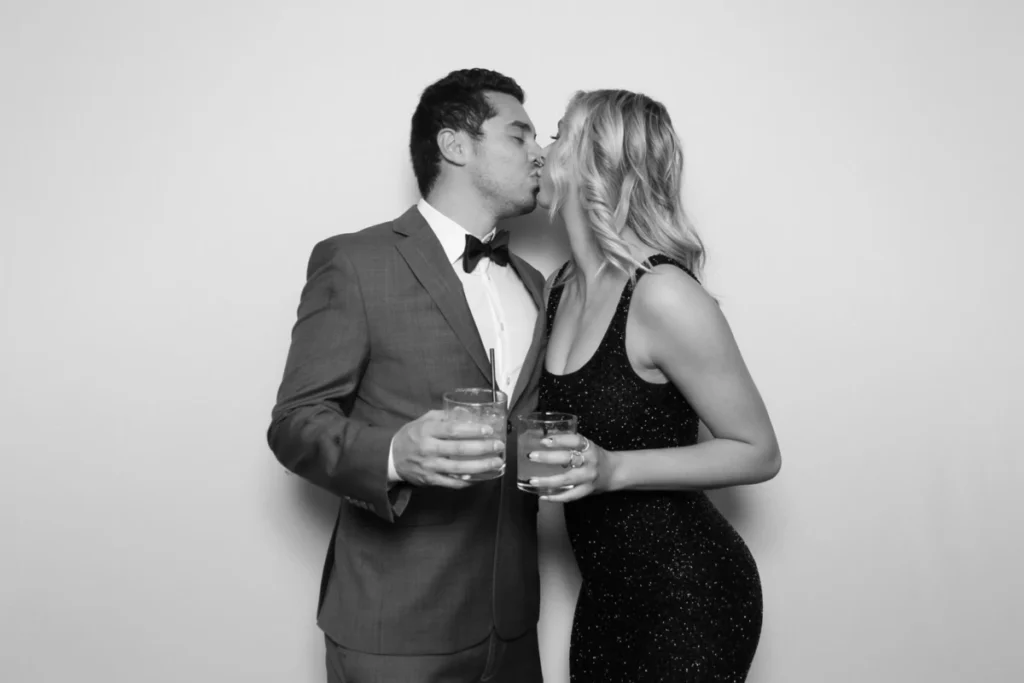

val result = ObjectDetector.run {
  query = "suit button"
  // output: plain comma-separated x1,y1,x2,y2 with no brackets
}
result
506,420,513,434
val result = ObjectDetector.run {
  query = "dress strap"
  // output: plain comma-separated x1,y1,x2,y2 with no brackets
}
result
632,254,699,285
609,255,700,342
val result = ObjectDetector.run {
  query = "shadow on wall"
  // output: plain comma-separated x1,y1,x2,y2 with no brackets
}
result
706,488,754,538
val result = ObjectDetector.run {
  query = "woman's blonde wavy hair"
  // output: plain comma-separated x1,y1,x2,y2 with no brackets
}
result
546,89,705,286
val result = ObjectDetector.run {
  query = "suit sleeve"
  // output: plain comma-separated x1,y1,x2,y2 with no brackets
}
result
267,238,410,522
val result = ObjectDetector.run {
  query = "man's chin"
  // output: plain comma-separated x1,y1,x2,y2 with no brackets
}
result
507,195,539,217
525,188,546,211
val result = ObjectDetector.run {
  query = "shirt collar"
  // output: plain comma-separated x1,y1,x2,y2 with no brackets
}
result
417,198,497,266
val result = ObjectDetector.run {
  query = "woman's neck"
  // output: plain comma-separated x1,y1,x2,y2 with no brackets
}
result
562,202,603,287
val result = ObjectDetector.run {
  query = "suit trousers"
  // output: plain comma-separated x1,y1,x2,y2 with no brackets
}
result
324,627,543,683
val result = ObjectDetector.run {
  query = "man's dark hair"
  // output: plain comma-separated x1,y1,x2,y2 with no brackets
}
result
410,68,525,197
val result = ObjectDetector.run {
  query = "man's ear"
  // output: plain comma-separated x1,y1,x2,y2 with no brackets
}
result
437,128,471,167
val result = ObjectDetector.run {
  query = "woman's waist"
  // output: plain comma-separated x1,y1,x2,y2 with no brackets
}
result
565,489,717,523
565,496,753,567
575,544,761,606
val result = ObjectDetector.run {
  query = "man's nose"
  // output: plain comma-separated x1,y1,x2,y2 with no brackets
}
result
530,142,546,165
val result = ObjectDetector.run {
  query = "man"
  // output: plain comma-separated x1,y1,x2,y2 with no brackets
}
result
268,69,547,682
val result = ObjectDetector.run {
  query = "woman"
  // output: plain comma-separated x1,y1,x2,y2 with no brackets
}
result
529,90,781,682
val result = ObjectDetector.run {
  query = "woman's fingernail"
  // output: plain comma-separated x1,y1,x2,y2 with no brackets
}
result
528,451,538,460
542,437,553,446
481,425,493,435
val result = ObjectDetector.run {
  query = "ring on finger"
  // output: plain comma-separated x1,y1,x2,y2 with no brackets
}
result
569,450,585,468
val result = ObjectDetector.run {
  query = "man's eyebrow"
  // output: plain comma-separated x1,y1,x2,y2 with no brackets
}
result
507,120,534,134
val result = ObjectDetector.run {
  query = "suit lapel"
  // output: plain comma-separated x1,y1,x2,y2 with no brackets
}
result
508,252,546,411
394,208,491,382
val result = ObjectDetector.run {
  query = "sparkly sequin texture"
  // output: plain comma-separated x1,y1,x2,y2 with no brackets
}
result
539,256,763,682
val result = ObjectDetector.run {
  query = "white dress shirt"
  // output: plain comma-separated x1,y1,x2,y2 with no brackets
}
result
386,199,538,482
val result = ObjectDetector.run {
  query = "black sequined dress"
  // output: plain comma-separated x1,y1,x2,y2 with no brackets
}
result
538,256,763,682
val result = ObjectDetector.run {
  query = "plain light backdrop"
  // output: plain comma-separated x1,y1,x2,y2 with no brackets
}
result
2,1,1022,682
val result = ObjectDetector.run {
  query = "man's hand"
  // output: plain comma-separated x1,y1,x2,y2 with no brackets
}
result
392,410,506,488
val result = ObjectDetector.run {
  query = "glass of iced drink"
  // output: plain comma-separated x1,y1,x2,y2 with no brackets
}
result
442,388,508,481
516,412,578,495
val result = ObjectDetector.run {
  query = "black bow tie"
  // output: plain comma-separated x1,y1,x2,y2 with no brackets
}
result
461,230,511,273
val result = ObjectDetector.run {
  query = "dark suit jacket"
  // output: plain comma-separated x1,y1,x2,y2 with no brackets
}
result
268,206,547,655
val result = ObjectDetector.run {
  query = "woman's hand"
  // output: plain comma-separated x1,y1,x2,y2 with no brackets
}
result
525,433,615,502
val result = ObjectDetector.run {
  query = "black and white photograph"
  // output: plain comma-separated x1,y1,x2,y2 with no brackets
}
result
2,2,1021,682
